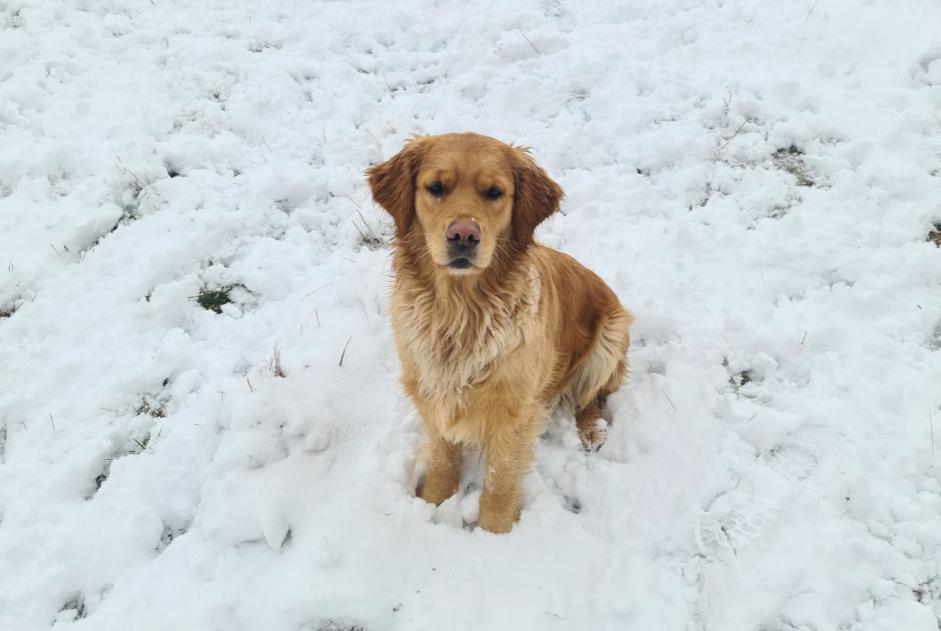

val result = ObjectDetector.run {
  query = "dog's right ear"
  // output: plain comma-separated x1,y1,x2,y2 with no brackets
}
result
366,138,426,237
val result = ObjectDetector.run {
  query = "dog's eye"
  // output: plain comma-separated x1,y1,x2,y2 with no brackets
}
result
484,186,503,200
426,181,444,196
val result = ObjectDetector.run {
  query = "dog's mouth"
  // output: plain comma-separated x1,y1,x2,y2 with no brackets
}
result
447,257,473,270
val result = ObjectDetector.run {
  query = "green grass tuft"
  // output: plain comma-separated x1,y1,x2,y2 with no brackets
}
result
196,286,235,313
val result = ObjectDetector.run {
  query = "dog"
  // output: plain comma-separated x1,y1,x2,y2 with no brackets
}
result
367,132,632,533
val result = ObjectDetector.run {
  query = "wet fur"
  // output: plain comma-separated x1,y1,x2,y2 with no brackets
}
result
367,133,632,533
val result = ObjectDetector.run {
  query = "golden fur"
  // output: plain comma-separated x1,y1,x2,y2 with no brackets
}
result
367,132,633,533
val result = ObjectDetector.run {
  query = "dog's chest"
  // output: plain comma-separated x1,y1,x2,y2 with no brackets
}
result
390,275,539,402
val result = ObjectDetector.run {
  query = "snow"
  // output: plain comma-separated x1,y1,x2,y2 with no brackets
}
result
1,0,941,629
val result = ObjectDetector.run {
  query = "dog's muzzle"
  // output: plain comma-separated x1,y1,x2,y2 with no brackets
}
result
445,219,480,269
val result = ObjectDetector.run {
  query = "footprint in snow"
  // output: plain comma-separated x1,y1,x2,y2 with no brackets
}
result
763,442,818,484
695,496,780,560
695,442,819,561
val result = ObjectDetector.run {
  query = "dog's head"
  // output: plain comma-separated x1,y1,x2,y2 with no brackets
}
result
366,133,563,275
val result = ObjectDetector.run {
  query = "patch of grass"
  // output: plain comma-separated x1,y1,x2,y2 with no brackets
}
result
194,282,255,315
772,145,815,187
352,208,386,250
355,228,385,250
722,358,756,391
733,369,753,387
196,286,236,314
928,222,941,247
135,396,166,418
131,435,151,452
726,368,754,390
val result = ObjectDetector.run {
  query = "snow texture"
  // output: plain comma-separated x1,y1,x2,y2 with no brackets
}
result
1,0,941,629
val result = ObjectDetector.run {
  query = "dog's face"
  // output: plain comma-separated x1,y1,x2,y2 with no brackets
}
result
367,133,563,275
414,140,515,273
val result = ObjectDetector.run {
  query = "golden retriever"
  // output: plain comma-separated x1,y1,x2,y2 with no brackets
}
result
367,132,633,533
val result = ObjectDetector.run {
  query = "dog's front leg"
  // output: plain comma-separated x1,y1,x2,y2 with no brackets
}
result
477,401,541,534
403,376,463,505
417,417,462,505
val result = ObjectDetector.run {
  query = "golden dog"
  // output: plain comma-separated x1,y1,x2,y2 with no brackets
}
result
367,132,632,533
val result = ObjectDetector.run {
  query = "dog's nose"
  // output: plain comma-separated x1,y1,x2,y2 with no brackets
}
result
446,219,481,248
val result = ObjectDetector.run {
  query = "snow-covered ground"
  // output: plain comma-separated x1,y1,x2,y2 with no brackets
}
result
2,0,941,628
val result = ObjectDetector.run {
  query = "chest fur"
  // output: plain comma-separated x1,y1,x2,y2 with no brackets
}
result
390,268,540,403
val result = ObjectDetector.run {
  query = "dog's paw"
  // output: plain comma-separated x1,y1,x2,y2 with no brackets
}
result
417,476,459,506
578,420,608,452
477,495,520,534
476,511,515,534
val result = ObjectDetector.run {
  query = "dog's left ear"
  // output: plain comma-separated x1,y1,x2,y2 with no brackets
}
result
366,137,427,237
510,147,564,246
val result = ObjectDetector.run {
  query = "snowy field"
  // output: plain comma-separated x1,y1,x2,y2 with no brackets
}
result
2,0,941,629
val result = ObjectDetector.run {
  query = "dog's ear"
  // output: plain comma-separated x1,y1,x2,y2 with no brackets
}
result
510,147,564,246
366,138,427,237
